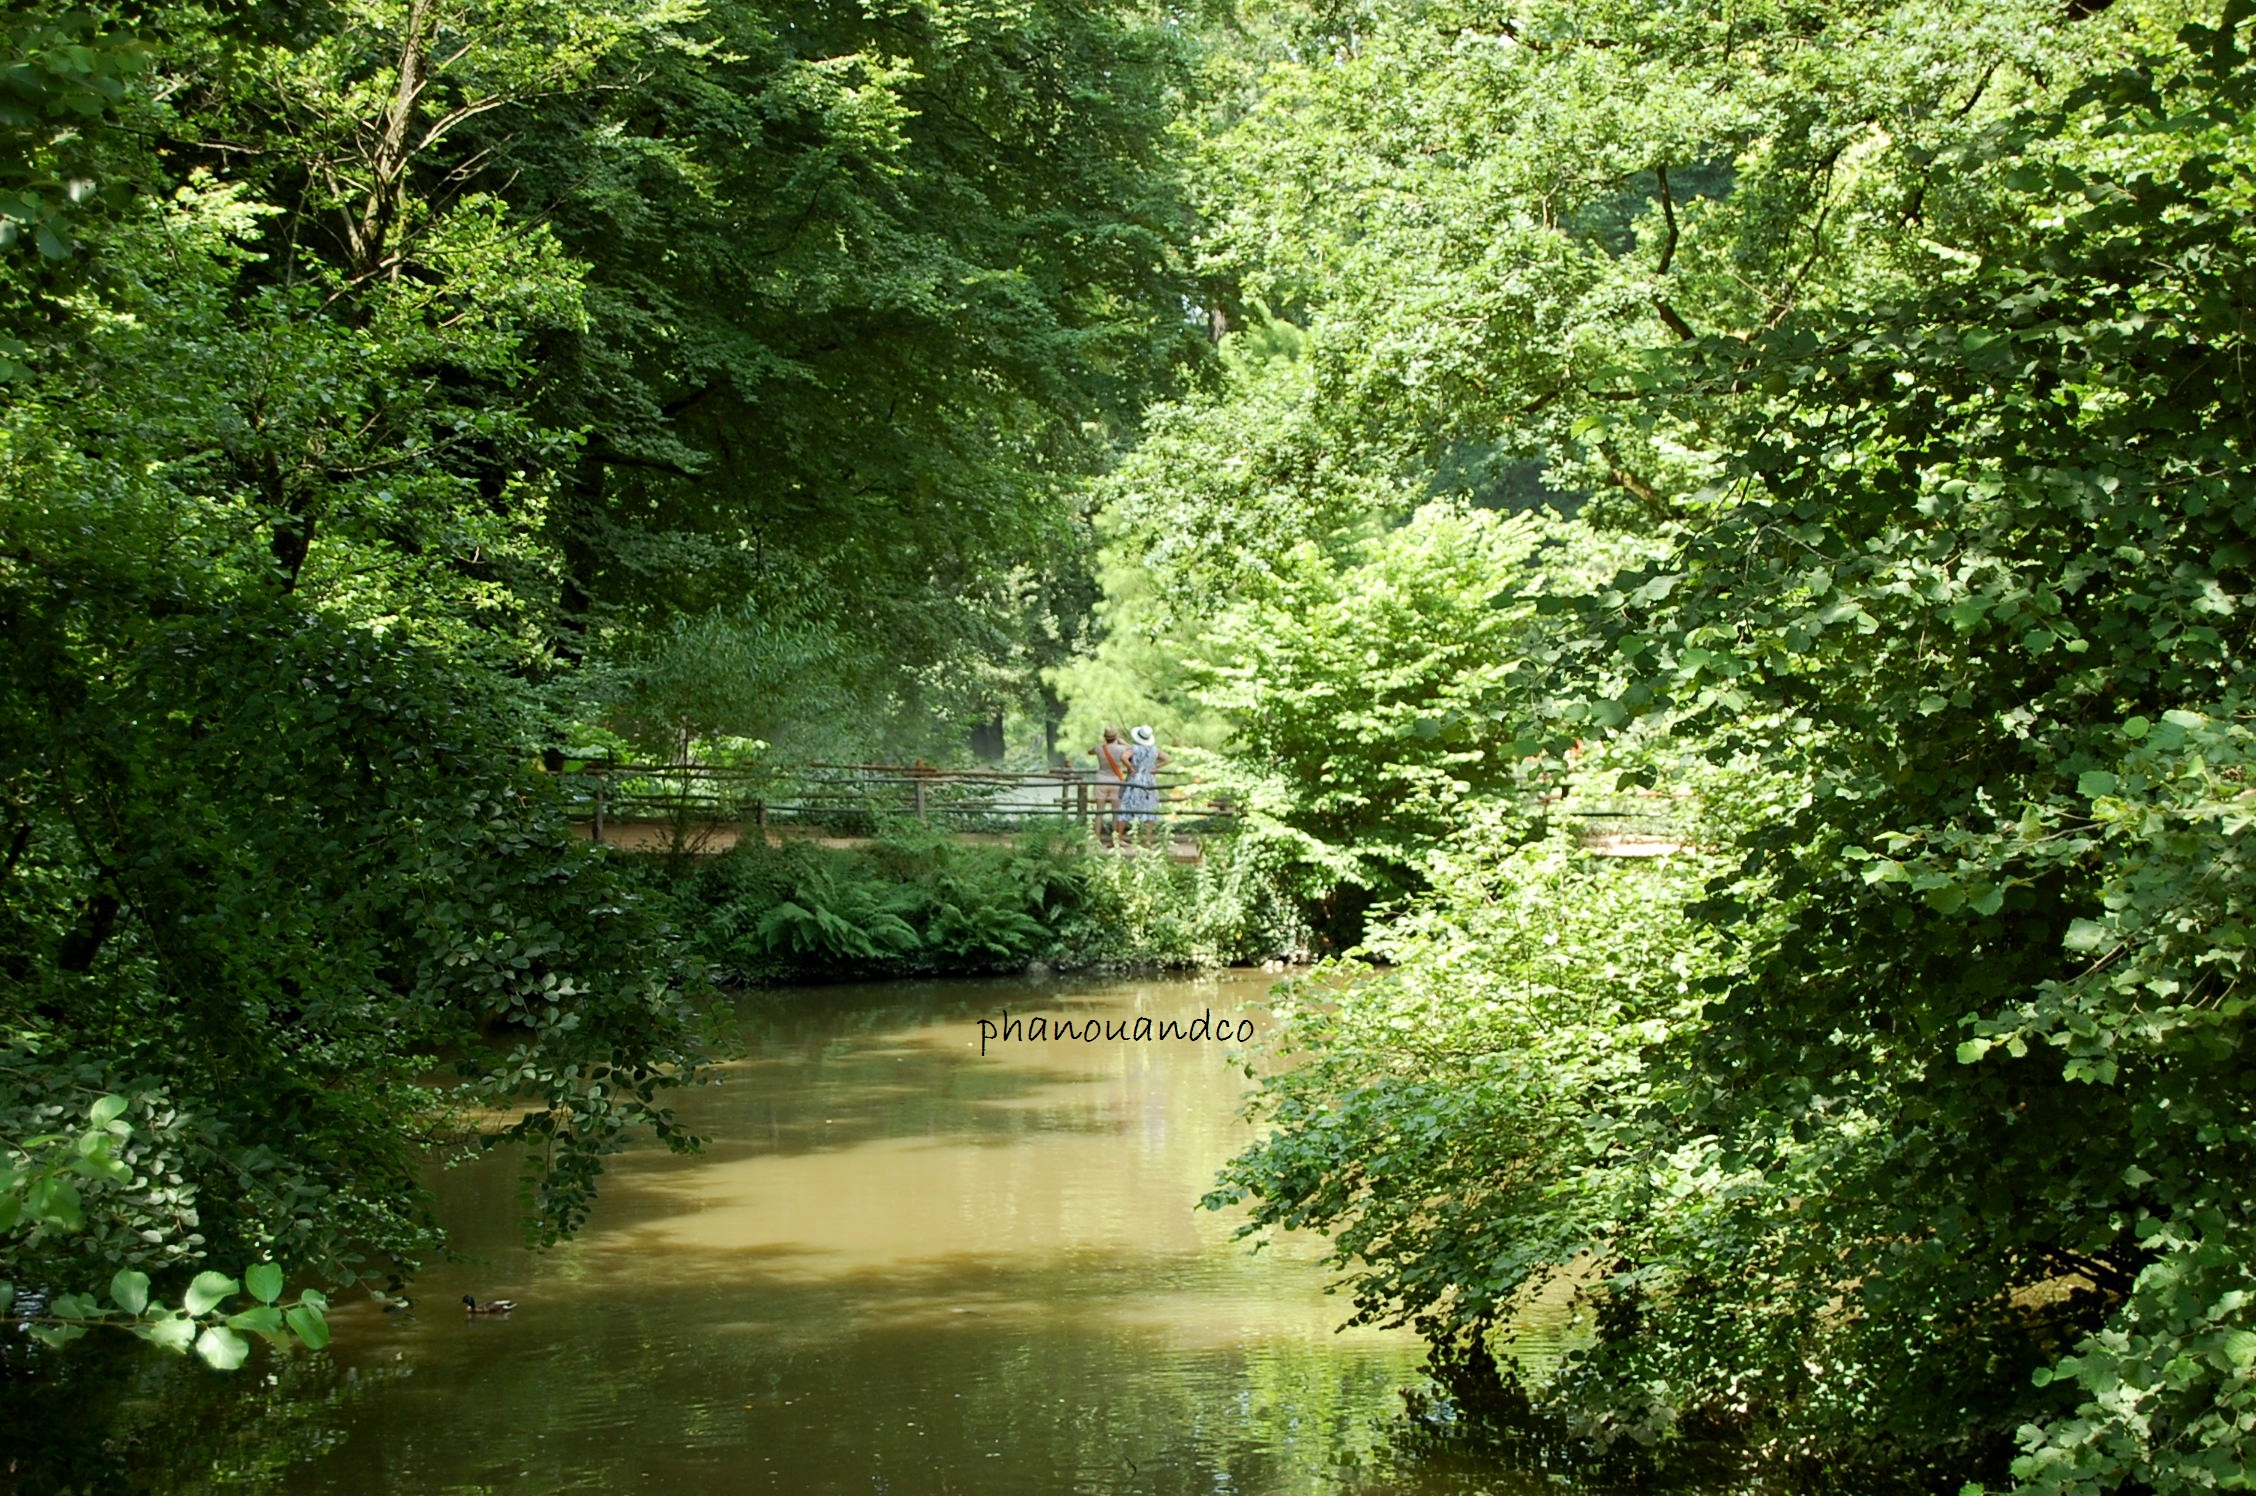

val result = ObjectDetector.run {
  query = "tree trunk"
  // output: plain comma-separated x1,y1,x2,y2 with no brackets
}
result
347,0,435,279
969,715,1006,763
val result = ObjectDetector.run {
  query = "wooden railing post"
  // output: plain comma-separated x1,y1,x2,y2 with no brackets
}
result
592,772,605,846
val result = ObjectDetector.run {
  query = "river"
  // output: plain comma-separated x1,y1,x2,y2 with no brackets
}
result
270,971,1557,1494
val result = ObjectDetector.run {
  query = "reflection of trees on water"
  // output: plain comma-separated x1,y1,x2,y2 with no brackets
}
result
0,1335,402,1494
290,1256,1467,1495
20,975,1533,1494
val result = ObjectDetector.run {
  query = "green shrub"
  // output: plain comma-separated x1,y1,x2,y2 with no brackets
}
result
659,823,1300,983
1066,827,1307,969
751,868,925,964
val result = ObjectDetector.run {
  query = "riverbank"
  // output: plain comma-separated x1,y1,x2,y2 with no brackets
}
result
646,823,1305,985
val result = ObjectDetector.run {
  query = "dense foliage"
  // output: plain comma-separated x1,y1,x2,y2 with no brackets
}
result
1,0,1202,1414
1136,0,2256,1491
15,0,2256,1490
663,825,1301,982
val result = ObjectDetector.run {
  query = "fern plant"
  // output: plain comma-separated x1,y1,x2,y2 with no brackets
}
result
751,867,923,963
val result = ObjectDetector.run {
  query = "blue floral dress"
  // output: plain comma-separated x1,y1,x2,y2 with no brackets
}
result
1118,744,1161,822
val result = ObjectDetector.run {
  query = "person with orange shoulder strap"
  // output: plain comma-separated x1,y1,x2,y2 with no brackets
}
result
1093,726,1130,845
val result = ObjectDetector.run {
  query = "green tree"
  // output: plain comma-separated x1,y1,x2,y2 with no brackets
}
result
1,0,1203,1418
1192,504,1567,897
1549,12,2256,1486
1175,0,2256,1489
484,0,1206,740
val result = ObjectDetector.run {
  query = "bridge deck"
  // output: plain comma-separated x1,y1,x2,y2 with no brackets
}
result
551,761,1692,859
573,817,1208,862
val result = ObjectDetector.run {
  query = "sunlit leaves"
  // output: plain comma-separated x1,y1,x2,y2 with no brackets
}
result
1210,768,1748,1338
181,1273,237,1317
191,1326,247,1370
243,1263,283,1305
132,1315,196,1353
1186,503,1633,902
108,1269,148,1316
1172,1,2256,1488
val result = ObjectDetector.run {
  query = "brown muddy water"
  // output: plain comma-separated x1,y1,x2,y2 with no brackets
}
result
286,971,1569,1494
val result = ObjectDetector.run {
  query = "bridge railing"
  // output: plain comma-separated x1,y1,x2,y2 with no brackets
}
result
549,760,1696,854
1544,789,1699,852
553,760,1239,842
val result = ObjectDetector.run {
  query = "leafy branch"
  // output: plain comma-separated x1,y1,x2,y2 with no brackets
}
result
3,1095,331,1369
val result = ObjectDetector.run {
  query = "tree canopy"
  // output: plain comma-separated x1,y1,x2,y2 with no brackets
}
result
1,0,1204,1395
1126,0,2256,1490
15,0,2256,1489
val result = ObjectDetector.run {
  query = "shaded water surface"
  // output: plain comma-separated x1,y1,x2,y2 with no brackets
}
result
297,972,1546,1494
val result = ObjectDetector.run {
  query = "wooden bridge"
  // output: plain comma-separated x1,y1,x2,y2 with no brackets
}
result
552,759,1691,858
556,761,1235,857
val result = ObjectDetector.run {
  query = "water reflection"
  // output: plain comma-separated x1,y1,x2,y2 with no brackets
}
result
273,972,1546,1494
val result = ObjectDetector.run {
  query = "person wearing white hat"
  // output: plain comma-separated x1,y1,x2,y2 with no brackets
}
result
1116,724,1169,841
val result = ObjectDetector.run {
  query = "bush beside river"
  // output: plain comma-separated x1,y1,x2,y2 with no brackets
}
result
652,825,1306,985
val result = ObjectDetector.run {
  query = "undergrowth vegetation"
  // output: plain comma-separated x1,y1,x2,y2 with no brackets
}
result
656,824,1303,984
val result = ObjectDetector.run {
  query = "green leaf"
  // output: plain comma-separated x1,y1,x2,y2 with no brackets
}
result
1949,598,1991,631
25,1177,82,1230
284,1303,330,1350
244,1263,284,1305
110,1268,149,1315
2077,770,2119,798
183,1271,238,1316
29,1324,87,1348
226,1305,285,1338
88,1094,128,1127
134,1316,197,1353
194,1325,249,1370
2122,715,2151,740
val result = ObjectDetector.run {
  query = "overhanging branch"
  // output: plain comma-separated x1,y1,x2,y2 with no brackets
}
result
1652,164,1696,342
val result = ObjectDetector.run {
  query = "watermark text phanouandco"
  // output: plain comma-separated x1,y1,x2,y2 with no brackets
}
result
976,1009,1252,1057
